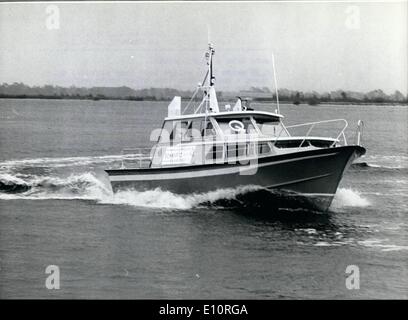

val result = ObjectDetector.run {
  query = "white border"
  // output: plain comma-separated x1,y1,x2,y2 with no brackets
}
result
0,1,407,4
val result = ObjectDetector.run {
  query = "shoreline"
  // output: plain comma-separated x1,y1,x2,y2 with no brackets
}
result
0,96,406,106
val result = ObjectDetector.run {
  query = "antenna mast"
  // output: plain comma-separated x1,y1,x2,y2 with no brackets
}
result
203,43,215,112
208,43,215,87
192,43,218,114
271,53,280,114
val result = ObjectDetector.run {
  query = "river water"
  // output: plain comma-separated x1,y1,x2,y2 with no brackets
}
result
0,99,407,298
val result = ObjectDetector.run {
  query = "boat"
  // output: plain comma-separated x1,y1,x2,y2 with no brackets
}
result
105,44,366,211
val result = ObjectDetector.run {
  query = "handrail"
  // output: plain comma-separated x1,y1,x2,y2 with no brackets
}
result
147,134,329,149
283,119,348,147
285,118,347,129
120,147,153,169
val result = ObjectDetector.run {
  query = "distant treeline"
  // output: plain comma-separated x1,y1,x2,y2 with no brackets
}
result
241,87,407,105
0,83,193,101
0,83,407,105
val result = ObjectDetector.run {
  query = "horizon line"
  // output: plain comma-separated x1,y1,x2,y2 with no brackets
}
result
1,81,407,96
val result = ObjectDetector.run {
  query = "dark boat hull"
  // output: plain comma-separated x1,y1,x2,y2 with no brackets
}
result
105,145,365,211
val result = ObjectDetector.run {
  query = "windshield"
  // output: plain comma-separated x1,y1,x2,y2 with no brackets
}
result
215,117,257,136
158,118,217,144
252,115,288,137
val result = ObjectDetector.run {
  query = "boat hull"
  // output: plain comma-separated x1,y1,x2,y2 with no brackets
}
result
105,145,365,211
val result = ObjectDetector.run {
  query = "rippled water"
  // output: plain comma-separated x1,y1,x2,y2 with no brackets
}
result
0,99,407,299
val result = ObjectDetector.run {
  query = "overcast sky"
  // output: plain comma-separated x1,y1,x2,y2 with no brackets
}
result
0,1,406,94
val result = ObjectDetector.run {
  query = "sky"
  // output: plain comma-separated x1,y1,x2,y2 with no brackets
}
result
0,1,406,94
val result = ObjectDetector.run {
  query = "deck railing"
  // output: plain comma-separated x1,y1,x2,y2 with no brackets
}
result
282,118,348,147
120,147,153,169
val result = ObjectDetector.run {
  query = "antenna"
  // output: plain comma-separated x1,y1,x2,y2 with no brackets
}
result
206,26,214,87
271,53,280,114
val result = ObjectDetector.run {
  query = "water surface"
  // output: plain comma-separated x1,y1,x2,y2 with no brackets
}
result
0,99,407,298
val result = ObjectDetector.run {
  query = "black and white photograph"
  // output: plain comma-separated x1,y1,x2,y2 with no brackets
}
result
0,0,407,303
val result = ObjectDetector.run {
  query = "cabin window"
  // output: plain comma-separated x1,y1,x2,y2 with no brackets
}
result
160,120,185,143
216,117,257,136
182,119,216,141
206,144,224,161
257,142,271,154
253,116,288,137
226,143,247,158
161,118,216,144
169,121,183,143
181,120,195,142
159,121,174,143
202,120,217,139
